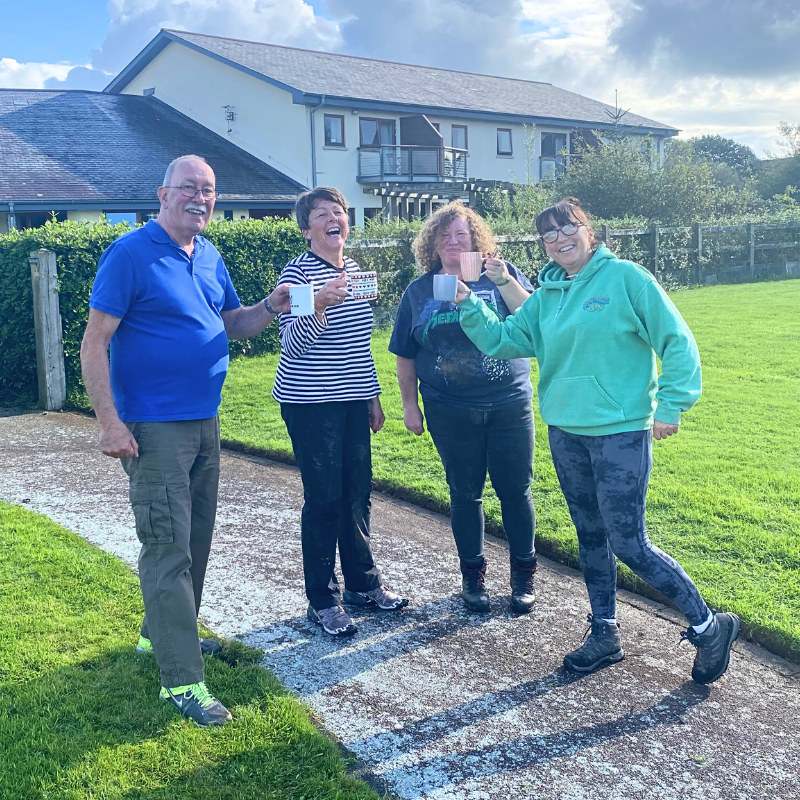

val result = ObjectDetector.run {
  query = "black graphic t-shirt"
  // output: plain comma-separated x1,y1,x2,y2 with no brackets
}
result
389,263,534,410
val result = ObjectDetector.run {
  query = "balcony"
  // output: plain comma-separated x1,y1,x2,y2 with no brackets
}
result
358,145,467,183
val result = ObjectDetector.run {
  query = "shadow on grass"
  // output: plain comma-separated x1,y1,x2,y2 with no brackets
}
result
0,643,294,800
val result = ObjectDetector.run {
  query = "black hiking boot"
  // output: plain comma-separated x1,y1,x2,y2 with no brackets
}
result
460,558,490,613
509,556,537,614
563,614,624,673
681,611,740,685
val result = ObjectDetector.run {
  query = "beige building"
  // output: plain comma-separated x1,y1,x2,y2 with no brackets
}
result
105,29,678,226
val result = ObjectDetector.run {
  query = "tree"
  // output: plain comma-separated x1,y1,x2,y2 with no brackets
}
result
689,135,759,174
765,122,800,158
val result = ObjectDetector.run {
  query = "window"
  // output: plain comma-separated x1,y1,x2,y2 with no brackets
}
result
452,125,468,150
363,207,383,221
541,132,567,156
348,208,356,227
497,128,512,156
324,114,345,147
359,117,396,147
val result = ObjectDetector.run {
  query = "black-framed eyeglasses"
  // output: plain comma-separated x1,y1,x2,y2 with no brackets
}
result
540,222,583,243
164,184,217,200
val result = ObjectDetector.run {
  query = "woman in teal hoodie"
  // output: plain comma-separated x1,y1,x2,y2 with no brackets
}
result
455,198,739,685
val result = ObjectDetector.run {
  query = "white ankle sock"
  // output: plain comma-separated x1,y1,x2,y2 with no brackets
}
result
692,611,714,635
602,618,617,625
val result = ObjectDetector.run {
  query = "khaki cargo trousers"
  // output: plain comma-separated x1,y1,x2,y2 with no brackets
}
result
122,417,220,688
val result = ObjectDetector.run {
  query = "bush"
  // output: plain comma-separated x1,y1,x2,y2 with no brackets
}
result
0,218,310,405
0,216,425,405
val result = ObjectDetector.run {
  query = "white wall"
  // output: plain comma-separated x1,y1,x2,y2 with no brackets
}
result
119,41,658,227
121,42,311,187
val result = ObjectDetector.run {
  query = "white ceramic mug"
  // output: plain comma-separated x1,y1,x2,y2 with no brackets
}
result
460,251,484,282
433,273,458,302
349,270,378,301
289,284,315,316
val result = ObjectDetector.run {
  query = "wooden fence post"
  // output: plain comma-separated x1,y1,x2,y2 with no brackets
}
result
652,224,660,278
748,223,756,279
602,224,610,245
29,249,66,411
694,223,703,285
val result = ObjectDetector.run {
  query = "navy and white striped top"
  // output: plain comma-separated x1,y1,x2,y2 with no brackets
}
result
272,251,381,404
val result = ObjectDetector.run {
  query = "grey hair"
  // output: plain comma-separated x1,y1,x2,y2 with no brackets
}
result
162,155,209,186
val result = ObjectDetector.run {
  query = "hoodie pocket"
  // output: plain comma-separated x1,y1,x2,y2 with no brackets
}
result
540,376,625,428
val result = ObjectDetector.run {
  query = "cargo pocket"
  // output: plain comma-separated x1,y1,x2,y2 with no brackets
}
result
129,483,174,544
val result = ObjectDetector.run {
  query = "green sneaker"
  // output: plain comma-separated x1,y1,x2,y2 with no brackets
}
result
159,682,232,726
136,635,222,656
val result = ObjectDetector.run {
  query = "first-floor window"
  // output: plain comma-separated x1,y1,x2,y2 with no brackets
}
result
324,114,345,147
452,125,468,150
497,128,513,155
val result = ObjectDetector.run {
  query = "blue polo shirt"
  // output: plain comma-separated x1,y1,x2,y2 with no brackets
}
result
89,220,241,422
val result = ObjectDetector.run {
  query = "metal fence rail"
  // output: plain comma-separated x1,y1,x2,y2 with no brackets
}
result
349,220,800,290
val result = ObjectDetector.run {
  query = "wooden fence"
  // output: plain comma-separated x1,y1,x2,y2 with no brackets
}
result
349,220,800,290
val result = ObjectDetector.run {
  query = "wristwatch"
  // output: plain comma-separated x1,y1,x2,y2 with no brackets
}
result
495,277,510,286
264,297,280,315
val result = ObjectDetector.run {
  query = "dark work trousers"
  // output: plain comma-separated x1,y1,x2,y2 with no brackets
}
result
548,426,709,625
121,417,220,688
423,399,536,566
281,400,382,610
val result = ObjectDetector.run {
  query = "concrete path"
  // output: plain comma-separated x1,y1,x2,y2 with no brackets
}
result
1,408,798,800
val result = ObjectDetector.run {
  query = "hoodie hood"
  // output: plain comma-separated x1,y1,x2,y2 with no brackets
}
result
539,243,617,290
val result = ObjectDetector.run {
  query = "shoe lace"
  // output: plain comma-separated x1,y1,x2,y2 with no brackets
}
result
579,613,595,643
187,681,215,709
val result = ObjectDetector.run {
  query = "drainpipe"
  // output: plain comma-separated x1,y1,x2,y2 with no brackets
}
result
309,94,326,188
7,201,16,230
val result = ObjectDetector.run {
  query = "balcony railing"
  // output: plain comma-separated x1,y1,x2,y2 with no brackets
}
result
358,145,467,182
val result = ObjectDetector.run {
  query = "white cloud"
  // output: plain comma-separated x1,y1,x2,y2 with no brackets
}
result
0,58,75,89
92,0,341,73
515,0,800,155
3,0,796,156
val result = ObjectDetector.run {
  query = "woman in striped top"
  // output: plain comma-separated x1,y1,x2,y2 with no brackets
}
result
274,187,408,636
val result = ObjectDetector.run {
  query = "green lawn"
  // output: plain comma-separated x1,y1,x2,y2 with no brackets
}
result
0,502,381,800
221,280,800,661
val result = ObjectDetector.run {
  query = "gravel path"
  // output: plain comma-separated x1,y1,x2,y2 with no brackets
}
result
1,408,798,800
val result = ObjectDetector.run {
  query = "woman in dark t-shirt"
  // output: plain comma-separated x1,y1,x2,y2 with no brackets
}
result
389,201,538,614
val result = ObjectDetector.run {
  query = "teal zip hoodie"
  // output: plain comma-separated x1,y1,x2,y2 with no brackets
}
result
459,244,701,435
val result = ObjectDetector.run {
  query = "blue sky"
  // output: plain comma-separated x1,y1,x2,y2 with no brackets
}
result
0,0,797,155
0,1,107,64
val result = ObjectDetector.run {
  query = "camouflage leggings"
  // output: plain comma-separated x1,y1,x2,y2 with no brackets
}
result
548,427,709,626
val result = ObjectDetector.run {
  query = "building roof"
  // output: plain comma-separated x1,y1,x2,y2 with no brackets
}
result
0,89,305,209
106,29,678,135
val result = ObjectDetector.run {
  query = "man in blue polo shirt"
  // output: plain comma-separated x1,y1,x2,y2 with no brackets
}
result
80,155,290,727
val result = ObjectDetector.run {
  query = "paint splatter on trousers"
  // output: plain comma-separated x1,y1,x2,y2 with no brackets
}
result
548,426,709,626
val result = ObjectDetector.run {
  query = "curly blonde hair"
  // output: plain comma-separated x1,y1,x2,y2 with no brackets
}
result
412,201,496,271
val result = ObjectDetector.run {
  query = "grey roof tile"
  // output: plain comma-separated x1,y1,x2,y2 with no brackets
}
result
0,90,305,203
169,30,677,133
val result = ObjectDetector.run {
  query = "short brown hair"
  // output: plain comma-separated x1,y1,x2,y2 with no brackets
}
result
412,201,495,272
535,197,598,238
294,187,348,232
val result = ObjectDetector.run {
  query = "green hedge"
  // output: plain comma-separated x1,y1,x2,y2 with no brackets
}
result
0,218,425,406
0,218,315,405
